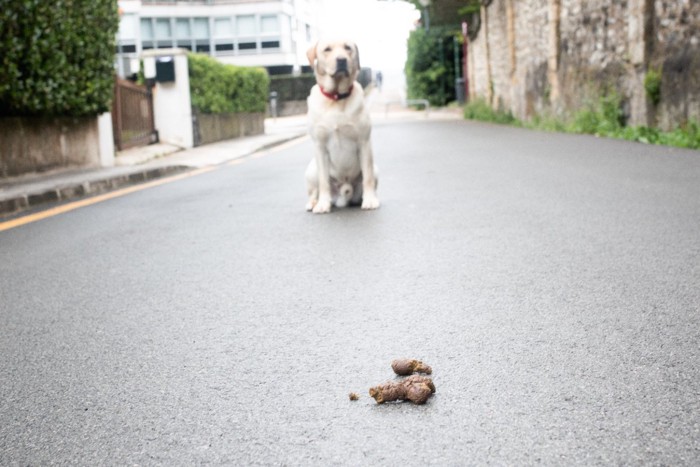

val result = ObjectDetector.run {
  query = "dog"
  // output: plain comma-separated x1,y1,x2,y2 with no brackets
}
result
304,39,379,214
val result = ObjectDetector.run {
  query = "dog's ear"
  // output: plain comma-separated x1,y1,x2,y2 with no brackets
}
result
353,43,361,70
306,42,318,68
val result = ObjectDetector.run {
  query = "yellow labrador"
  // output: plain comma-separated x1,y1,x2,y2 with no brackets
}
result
304,39,379,214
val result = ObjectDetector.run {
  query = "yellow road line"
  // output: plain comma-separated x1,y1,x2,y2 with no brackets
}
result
1,134,309,233
0,166,215,233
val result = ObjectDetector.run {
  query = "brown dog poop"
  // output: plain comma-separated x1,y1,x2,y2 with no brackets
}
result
391,359,432,376
369,375,436,405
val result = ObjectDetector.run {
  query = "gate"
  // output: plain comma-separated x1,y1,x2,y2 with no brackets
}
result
112,78,158,150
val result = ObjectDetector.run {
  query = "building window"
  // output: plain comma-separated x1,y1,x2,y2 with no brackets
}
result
175,18,192,50
119,14,138,41
136,12,291,57
215,43,234,52
193,17,210,53
141,18,154,50
260,14,281,52
120,44,137,54
235,15,257,53
155,18,172,48
237,15,256,36
176,18,191,38
214,18,232,38
214,17,234,54
117,13,138,56
193,18,209,38
260,15,279,35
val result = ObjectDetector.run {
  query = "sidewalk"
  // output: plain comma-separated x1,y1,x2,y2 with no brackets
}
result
0,101,460,217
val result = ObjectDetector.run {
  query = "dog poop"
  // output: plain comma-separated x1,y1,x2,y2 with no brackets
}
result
391,359,432,376
369,375,436,405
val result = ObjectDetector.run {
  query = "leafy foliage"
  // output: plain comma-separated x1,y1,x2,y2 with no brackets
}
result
567,94,624,135
644,67,662,106
0,0,118,117
405,27,458,106
463,97,517,124
463,94,700,150
188,53,269,114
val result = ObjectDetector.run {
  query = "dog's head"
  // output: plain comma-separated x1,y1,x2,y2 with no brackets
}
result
307,39,360,93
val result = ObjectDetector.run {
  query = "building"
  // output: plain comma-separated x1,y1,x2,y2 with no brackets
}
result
116,0,321,77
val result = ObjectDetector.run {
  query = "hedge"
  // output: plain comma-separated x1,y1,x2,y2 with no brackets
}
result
269,74,316,102
188,53,270,114
0,0,118,117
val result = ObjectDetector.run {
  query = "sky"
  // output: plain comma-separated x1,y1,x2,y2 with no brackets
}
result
316,0,420,80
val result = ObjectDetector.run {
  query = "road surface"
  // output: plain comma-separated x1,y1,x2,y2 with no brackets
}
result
1,118,699,465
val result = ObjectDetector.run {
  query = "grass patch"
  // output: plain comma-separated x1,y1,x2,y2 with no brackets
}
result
463,95,700,150
464,98,518,125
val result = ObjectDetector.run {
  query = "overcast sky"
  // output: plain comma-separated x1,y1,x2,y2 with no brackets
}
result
317,0,420,75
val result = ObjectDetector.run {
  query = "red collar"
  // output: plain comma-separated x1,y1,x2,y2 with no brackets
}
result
319,85,354,101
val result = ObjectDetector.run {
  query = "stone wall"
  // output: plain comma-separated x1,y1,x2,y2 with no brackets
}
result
0,116,102,177
467,0,700,130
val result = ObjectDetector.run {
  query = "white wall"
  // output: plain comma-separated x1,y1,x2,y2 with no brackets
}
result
97,112,115,167
143,49,194,148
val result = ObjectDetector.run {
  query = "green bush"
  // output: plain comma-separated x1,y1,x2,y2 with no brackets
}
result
644,67,662,106
463,97,518,125
567,94,624,135
188,53,270,114
462,93,699,150
619,120,700,149
405,27,458,107
0,0,118,117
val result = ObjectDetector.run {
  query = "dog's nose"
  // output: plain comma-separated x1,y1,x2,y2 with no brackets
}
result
336,57,348,72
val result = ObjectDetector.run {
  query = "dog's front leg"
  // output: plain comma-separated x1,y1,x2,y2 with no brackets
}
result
359,143,380,210
312,142,333,214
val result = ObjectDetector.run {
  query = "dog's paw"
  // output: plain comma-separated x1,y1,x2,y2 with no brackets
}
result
361,193,380,210
312,198,332,214
305,200,316,211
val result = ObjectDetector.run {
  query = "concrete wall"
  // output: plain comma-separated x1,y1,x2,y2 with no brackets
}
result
193,112,265,146
468,0,700,129
267,100,308,117
0,116,104,177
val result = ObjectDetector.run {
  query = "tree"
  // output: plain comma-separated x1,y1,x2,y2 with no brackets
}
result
383,0,481,38
405,27,458,106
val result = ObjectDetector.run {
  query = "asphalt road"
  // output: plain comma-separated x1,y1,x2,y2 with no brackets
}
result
1,119,699,465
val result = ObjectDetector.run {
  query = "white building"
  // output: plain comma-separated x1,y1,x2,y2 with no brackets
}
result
116,0,321,77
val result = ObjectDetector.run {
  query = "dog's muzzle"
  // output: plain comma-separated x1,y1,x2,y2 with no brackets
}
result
334,57,349,76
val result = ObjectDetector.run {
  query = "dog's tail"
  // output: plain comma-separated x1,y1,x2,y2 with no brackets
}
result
335,182,354,208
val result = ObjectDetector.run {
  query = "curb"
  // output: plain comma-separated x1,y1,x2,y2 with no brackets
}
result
0,165,189,217
0,131,308,218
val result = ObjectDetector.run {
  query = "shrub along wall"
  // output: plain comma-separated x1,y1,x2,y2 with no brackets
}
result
0,0,118,117
0,0,118,176
188,53,269,145
189,53,269,114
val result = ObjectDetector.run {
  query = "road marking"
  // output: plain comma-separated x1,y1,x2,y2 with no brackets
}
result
0,166,216,233
0,135,309,233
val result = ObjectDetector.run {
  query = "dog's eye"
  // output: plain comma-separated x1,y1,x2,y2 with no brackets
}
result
324,46,332,53
344,44,353,53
